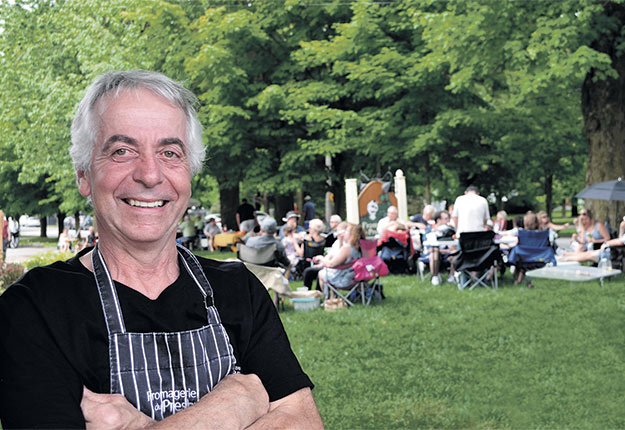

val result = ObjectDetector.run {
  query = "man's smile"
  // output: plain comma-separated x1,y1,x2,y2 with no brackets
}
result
123,198,167,208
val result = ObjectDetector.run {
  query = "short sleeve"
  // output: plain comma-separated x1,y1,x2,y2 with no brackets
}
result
0,283,85,428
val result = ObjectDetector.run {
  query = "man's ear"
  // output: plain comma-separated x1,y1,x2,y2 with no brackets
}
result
77,170,91,197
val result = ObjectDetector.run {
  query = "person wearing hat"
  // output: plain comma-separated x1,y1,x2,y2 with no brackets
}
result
279,210,305,240
246,217,291,268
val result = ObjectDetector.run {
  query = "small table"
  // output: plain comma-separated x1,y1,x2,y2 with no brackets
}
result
213,232,245,252
526,265,621,287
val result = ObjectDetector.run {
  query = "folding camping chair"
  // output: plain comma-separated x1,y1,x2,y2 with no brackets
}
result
609,245,625,271
236,243,280,267
507,229,556,286
453,230,503,291
293,238,326,279
324,255,388,306
377,230,413,274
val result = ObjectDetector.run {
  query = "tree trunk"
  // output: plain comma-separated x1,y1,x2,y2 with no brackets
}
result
275,195,294,223
571,199,578,217
40,215,48,238
581,2,625,229
56,212,64,237
218,182,239,232
424,153,431,204
296,190,304,226
544,174,553,218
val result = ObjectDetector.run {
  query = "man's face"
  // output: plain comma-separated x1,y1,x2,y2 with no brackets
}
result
77,89,191,247
329,220,339,230
388,208,398,221
287,217,298,227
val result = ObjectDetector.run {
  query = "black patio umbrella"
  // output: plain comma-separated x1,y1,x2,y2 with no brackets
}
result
576,177,625,201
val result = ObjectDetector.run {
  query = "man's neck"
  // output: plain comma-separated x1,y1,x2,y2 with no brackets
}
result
80,239,180,300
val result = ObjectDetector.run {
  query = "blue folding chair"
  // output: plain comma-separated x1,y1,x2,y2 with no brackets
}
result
507,229,556,286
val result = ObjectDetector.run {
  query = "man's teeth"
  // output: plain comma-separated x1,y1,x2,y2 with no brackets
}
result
127,199,165,208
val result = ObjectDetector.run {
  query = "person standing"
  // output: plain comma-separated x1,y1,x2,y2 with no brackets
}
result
451,185,490,235
236,198,257,232
302,195,315,229
0,210,6,263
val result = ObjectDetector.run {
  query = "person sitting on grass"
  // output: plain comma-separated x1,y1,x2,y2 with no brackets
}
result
58,228,71,253
316,223,365,299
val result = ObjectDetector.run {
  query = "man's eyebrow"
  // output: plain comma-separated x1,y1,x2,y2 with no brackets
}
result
101,135,137,153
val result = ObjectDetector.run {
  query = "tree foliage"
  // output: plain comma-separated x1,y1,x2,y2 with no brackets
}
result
2,0,622,226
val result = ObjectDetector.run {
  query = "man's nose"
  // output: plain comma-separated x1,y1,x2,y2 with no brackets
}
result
132,155,164,187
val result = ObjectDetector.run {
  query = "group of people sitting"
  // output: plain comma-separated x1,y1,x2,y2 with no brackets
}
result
372,185,625,287
58,226,98,253
239,211,372,299
176,215,223,251
559,209,625,264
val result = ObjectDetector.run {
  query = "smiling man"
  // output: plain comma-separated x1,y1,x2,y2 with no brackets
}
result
0,70,322,429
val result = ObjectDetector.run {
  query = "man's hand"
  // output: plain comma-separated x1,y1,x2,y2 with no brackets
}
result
81,387,153,430
201,373,270,429
81,374,269,430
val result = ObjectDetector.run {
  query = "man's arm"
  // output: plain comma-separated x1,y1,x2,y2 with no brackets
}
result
246,388,323,430
81,373,270,430
236,213,242,229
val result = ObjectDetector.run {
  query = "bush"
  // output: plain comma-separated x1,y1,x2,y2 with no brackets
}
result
0,263,26,293
23,250,75,271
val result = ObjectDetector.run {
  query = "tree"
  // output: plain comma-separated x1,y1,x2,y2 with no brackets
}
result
581,2,625,229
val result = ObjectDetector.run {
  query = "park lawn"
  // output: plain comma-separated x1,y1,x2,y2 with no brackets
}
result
279,274,625,429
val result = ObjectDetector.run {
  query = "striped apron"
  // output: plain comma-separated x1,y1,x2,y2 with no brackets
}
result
91,244,239,420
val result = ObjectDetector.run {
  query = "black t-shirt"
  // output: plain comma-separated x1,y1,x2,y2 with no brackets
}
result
236,203,255,222
0,250,312,429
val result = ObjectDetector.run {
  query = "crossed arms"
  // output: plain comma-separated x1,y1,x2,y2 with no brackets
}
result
81,373,323,430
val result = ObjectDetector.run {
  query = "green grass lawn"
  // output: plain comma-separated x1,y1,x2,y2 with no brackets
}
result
19,236,58,247
6,246,624,428
278,273,625,429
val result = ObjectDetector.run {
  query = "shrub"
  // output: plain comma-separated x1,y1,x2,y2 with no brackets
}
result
24,250,75,271
0,263,26,293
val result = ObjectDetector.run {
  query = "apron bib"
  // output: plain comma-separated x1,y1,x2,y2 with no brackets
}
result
91,244,239,420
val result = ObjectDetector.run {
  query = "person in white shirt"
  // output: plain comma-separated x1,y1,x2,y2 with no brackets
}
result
451,186,490,235
376,205,405,236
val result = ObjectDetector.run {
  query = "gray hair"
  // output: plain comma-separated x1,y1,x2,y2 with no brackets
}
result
329,214,342,224
70,70,205,176
309,218,325,234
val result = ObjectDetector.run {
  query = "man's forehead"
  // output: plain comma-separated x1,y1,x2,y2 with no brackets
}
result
94,89,187,140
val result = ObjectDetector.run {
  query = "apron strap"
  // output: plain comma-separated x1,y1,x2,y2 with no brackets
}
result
176,244,215,308
92,244,218,335
92,244,127,334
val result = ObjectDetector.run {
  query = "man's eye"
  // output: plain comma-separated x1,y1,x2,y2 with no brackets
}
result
163,151,179,158
113,148,128,156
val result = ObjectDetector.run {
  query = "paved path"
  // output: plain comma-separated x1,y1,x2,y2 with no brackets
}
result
5,244,55,264
4,225,62,264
